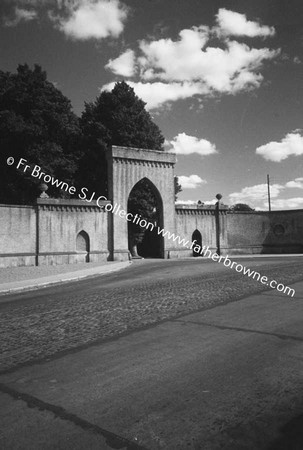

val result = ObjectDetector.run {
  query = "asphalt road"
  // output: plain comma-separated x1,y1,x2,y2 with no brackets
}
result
1,257,303,449
1,257,303,373
1,256,302,304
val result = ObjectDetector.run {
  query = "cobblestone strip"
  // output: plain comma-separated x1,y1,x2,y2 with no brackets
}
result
0,264,302,372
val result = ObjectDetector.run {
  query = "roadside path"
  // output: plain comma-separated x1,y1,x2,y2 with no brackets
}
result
0,261,131,296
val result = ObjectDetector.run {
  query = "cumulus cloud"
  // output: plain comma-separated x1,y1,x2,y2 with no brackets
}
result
285,177,303,189
175,199,217,206
51,0,128,40
105,49,135,77
104,9,279,109
101,81,204,110
215,8,275,38
130,29,276,91
229,183,284,204
175,200,197,205
270,198,303,209
168,133,217,156
3,0,128,39
229,179,303,210
256,132,303,162
136,30,277,93
178,175,207,189
3,7,37,26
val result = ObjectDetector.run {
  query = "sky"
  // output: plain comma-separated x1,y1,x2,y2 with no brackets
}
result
1,0,303,210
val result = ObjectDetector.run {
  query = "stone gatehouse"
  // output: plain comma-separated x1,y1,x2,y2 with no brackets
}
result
1,145,303,267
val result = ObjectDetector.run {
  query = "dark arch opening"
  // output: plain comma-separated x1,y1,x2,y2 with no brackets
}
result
76,230,90,262
127,178,164,258
192,229,202,257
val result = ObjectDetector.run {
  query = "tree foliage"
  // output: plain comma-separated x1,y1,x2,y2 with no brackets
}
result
76,81,165,196
77,81,166,253
0,64,81,204
174,176,182,201
230,203,255,211
0,70,171,255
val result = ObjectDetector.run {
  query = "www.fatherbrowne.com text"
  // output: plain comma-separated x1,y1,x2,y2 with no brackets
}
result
8,156,295,298
104,200,295,298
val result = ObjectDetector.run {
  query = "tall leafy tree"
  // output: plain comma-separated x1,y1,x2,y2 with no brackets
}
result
230,203,255,211
77,81,165,196
174,176,182,201
78,81,165,257
0,64,81,204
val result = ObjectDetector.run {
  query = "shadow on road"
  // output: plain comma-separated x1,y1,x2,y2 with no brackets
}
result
267,413,303,450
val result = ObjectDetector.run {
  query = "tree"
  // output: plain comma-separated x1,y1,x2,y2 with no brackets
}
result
0,64,81,204
230,203,255,211
76,81,165,196
174,176,182,201
78,81,165,256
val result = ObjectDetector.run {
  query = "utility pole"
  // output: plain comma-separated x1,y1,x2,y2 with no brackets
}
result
267,174,271,212
215,193,222,255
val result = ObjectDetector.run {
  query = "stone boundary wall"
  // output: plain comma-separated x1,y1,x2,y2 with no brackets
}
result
171,205,219,258
173,205,303,256
1,199,303,267
226,209,303,254
0,199,110,267
0,204,36,267
1,141,303,268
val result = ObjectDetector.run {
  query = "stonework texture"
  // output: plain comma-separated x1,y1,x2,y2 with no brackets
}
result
0,145,303,267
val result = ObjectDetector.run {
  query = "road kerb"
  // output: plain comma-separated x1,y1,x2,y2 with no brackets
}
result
0,261,131,297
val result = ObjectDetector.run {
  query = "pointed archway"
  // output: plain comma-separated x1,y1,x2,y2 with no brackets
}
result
192,229,202,257
76,230,90,262
107,146,176,261
127,178,164,258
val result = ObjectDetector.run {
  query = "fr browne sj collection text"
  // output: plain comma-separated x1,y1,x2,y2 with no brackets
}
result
7,157,108,205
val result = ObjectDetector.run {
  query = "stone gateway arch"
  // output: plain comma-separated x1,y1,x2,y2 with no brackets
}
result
106,146,177,260
1,144,303,268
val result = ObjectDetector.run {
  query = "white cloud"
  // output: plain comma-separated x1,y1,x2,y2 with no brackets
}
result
4,7,37,26
101,81,204,110
175,200,197,205
215,8,275,38
168,133,217,156
229,179,303,210
270,198,303,210
256,132,303,162
203,199,217,205
52,0,128,40
229,183,284,204
105,49,135,77
104,10,279,109
175,199,217,206
137,30,278,91
178,175,207,189
285,177,303,189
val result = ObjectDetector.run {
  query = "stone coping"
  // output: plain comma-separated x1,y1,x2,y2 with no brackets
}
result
36,198,110,207
110,145,176,164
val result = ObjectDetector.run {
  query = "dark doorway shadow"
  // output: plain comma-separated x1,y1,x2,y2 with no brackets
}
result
76,230,90,262
192,229,202,257
128,178,164,258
